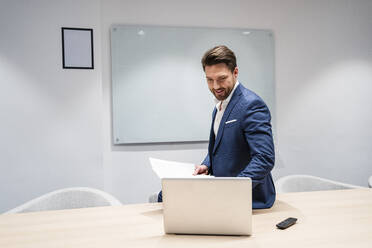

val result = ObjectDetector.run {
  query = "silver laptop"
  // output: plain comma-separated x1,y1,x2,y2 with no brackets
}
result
162,177,252,236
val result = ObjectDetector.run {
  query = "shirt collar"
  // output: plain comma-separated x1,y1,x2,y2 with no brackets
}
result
214,81,240,110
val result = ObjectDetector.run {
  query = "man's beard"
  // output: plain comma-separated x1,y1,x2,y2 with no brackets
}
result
213,87,232,101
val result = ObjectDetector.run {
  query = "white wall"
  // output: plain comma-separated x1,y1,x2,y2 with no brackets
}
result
0,0,103,212
271,0,372,184
1,0,371,212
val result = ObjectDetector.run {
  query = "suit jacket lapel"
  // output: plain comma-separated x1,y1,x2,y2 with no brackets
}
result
208,108,217,155
212,84,242,154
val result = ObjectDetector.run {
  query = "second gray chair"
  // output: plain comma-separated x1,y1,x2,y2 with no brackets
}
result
275,175,364,193
4,187,122,214
148,192,159,203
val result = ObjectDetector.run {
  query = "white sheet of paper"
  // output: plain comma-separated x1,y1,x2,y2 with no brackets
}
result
149,157,213,178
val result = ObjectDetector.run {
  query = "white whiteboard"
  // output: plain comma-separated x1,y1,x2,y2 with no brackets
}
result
111,25,274,144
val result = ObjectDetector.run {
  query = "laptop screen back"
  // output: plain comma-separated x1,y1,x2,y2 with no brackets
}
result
162,177,252,235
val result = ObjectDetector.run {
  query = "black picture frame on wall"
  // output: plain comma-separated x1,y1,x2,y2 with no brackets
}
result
61,27,94,69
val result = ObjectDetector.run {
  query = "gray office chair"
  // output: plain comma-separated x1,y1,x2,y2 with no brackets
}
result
148,192,159,203
275,175,364,193
368,176,372,188
4,187,122,214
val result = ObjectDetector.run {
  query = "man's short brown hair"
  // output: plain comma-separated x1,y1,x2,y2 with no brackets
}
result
201,45,237,73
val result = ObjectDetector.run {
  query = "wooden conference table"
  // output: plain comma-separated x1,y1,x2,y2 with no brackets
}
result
1,188,371,248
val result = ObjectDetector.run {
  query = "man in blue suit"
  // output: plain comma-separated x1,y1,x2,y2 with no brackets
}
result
159,45,275,209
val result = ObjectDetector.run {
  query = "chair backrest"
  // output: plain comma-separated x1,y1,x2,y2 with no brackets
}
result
148,192,159,203
368,176,372,188
4,187,122,214
275,175,364,193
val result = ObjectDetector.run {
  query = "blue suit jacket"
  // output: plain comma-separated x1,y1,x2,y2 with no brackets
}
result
202,83,276,209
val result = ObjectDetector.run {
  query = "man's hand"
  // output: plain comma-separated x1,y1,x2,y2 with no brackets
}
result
193,165,209,175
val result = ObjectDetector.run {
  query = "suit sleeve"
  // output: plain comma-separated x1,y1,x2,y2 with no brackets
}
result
201,154,210,167
201,108,216,172
237,98,275,188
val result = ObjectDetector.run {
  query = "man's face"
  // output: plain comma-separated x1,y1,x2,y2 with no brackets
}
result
205,63,238,101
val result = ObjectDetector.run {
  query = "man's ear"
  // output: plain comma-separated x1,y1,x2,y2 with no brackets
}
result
233,67,238,78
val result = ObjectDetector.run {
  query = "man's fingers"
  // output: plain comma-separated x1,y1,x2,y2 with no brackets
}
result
193,167,200,175
193,165,209,176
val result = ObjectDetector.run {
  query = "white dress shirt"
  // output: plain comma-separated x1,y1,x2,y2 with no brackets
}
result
213,81,240,137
